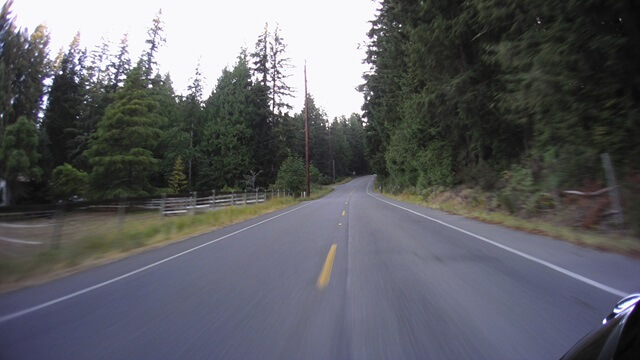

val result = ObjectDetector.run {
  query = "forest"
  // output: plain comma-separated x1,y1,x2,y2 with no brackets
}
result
361,0,640,230
0,1,368,205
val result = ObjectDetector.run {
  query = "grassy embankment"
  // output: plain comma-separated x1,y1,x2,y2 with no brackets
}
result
379,186,640,257
0,185,335,291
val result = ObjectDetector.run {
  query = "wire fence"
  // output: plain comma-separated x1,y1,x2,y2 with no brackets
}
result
0,189,296,258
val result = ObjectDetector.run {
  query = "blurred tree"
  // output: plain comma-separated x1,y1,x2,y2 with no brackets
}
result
0,116,42,204
42,33,85,172
51,163,88,200
141,9,165,82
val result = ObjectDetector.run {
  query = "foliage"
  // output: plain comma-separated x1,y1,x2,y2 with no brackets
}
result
85,66,162,199
197,54,255,190
51,163,88,200
42,33,86,171
141,9,165,81
168,156,187,194
275,156,306,193
0,116,42,203
361,0,640,224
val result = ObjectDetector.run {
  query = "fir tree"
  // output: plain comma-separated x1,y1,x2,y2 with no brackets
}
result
168,156,187,193
108,33,131,93
42,33,85,171
141,9,165,82
85,65,163,199
251,23,269,88
268,24,293,114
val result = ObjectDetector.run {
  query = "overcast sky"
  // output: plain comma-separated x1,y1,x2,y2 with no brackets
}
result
11,0,379,120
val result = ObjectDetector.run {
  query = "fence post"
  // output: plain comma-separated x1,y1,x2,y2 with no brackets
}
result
232,191,235,206
601,153,624,225
117,195,126,232
51,203,65,249
211,190,216,209
277,189,280,199
243,191,247,205
159,193,166,218
255,189,259,204
191,191,197,215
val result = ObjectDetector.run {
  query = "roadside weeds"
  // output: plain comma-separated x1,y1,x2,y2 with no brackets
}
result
0,186,335,293
381,191,640,259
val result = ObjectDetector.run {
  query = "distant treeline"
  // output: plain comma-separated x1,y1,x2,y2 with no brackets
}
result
361,0,640,194
0,1,368,204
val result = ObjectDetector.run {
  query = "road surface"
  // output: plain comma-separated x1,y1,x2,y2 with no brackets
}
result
1,176,639,359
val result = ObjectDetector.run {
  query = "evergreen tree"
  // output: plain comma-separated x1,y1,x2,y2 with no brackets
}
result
85,65,163,198
198,55,255,190
182,63,204,188
268,24,293,114
141,9,165,82
42,33,85,171
168,156,187,193
251,23,269,88
107,33,131,93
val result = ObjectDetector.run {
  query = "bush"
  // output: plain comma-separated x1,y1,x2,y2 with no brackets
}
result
496,164,535,214
415,141,454,188
51,163,88,200
275,156,306,193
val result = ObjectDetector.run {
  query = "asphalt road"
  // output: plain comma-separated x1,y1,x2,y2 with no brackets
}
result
1,176,639,359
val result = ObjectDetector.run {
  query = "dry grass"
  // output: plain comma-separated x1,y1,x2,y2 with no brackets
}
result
382,190,640,258
0,197,299,291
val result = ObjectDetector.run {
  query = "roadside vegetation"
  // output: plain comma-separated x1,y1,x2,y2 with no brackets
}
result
0,183,336,292
362,1,640,242
378,184,640,257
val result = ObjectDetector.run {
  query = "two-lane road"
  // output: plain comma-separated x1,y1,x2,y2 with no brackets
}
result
1,176,639,359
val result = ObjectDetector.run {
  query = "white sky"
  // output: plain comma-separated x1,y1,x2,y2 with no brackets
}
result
11,0,379,120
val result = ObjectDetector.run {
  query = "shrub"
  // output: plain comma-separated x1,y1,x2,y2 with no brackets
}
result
51,163,88,200
275,156,306,193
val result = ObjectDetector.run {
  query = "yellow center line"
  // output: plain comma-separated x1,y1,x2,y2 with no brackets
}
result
316,244,337,289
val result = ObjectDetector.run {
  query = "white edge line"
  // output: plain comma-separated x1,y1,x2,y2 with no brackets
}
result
365,177,628,298
0,223,55,229
0,236,43,245
0,201,316,323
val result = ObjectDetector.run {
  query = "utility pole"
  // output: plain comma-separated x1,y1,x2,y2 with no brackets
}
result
304,61,311,197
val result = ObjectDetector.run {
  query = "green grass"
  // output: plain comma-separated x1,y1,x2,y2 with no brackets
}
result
0,197,301,290
305,184,335,200
380,190,640,257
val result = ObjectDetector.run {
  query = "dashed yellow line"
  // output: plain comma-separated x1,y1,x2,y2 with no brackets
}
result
316,244,337,289
342,210,346,216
